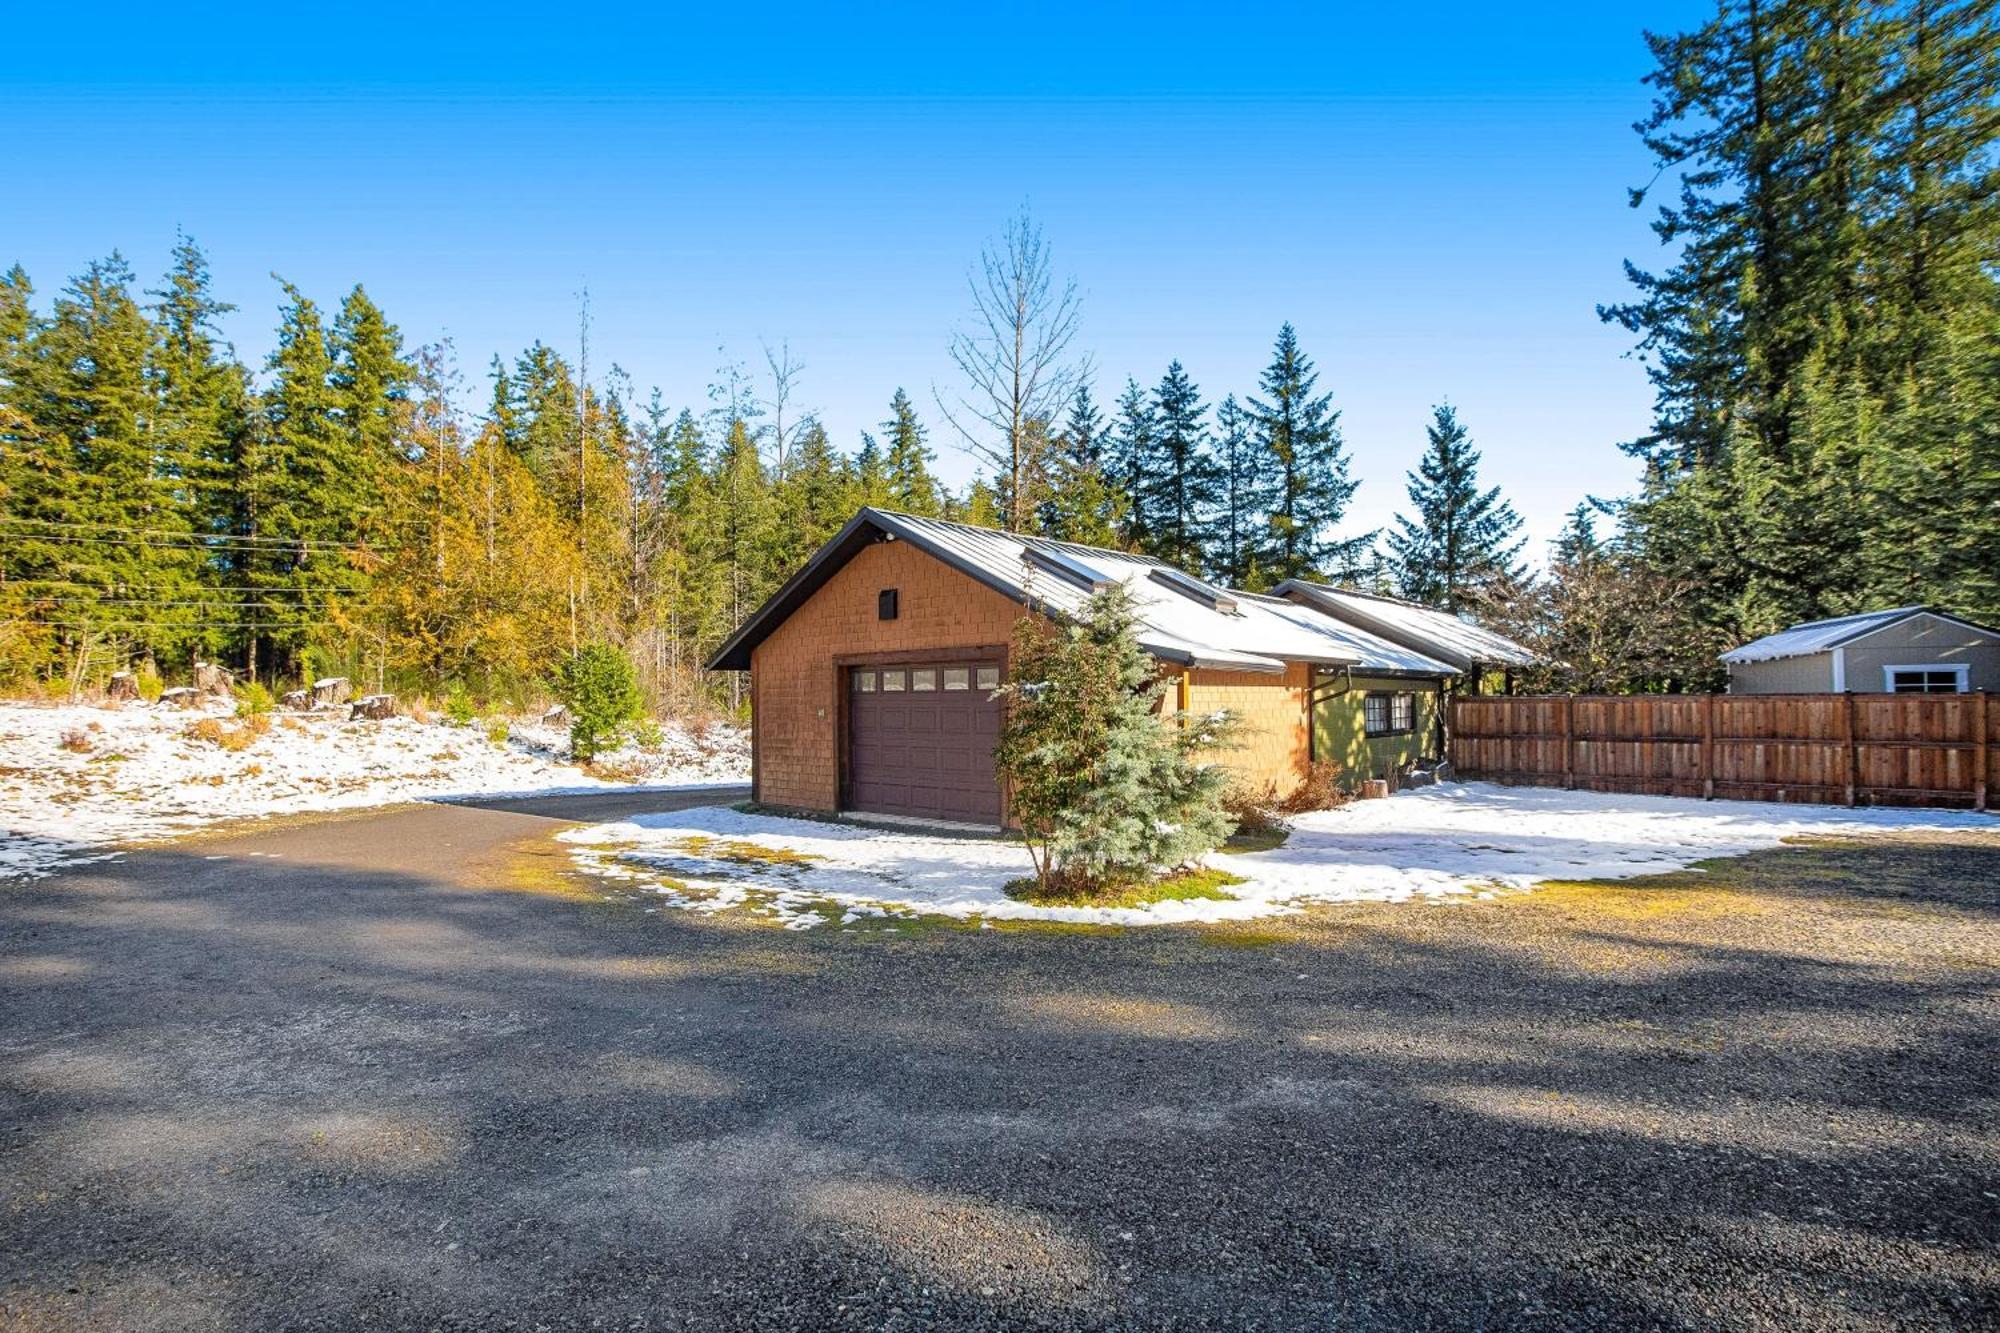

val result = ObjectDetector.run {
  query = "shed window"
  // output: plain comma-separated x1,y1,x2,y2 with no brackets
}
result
1363,691,1416,737
942,667,969,691
910,668,937,691
976,666,1000,691
1884,665,1968,694
852,670,876,692
881,670,905,692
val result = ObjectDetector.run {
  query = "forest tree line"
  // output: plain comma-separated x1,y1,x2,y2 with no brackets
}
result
0,0,1992,707
0,235,1515,709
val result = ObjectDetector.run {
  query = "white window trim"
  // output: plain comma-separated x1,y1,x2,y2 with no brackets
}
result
1881,663,1970,693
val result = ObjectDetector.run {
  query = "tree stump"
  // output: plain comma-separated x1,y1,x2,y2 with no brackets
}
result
312,677,352,709
193,661,235,696
281,689,311,711
1360,778,1391,800
349,694,396,721
160,686,200,709
107,672,138,702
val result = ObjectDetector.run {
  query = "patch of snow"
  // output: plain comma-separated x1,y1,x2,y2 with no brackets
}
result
0,700,747,880
559,783,1992,929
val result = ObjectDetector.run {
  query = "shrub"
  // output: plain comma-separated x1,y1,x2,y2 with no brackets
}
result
59,728,93,755
1278,763,1352,815
235,681,274,717
1222,782,1290,841
184,717,263,752
484,718,511,747
135,666,165,704
628,717,665,750
443,680,477,725
994,583,1241,897
553,642,643,761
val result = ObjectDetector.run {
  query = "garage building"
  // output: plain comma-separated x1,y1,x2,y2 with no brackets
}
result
707,509,1463,827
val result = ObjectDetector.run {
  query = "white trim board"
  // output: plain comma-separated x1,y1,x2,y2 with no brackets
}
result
1880,663,1970,692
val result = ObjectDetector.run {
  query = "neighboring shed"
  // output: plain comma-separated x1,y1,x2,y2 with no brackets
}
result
1272,581,1539,683
707,509,1456,826
1721,607,2000,694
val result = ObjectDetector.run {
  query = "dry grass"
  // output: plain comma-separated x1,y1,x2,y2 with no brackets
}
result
182,714,270,752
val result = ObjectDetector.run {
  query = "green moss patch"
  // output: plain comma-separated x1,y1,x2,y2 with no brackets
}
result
1004,865,1246,910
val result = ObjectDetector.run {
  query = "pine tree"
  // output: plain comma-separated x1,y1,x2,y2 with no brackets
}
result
248,280,356,679
1038,380,1125,547
147,235,250,663
994,582,1239,895
1109,377,1155,551
328,284,414,539
1605,0,2000,632
34,255,191,662
1137,360,1221,570
1381,404,1526,613
1248,323,1368,582
880,387,942,515
1207,393,1270,588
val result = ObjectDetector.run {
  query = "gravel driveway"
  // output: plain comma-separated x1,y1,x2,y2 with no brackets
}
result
2,792,1995,1331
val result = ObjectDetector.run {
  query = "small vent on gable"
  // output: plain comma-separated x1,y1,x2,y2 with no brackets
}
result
1148,566,1238,613
1022,544,1115,591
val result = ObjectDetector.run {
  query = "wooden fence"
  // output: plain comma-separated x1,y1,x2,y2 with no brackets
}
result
1450,692,1995,810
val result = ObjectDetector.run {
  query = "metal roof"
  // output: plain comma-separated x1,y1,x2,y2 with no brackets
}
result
1272,581,1538,672
1719,606,1998,664
707,509,1455,676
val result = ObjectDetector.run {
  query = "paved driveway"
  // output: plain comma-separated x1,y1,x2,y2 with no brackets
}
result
2,793,1995,1331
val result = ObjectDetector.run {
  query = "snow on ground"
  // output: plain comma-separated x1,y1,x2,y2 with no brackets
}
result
0,700,747,879
560,783,1995,929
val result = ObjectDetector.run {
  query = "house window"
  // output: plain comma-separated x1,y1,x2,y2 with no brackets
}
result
1884,665,1968,694
852,670,876,692
878,588,899,620
1363,691,1416,737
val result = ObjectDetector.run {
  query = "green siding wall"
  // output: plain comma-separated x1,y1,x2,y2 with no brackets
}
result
1311,676,1444,782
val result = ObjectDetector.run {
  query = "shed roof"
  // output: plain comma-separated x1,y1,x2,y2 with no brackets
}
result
1720,606,1999,664
1272,581,1538,672
707,509,1455,676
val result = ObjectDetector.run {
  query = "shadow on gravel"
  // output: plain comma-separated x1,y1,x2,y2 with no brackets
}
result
1,823,1995,1331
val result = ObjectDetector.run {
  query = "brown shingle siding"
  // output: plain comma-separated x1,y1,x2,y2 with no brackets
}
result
1185,662,1312,794
750,538,1025,813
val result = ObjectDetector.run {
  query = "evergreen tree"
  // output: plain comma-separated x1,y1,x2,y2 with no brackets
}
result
1138,360,1221,570
328,284,414,537
1381,404,1525,613
1109,377,1155,550
1207,393,1270,588
1039,380,1125,547
994,582,1239,895
880,387,942,515
147,236,251,662
1605,0,2000,633
1248,324,1368,582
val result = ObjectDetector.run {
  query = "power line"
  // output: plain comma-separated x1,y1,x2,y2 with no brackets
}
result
0,519,373,552
0,531,374,556
0,579,363,595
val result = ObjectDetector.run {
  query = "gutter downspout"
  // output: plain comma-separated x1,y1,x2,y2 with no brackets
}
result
1831,647,1847,693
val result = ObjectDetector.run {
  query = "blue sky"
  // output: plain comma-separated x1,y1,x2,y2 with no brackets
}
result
9,2,1709,556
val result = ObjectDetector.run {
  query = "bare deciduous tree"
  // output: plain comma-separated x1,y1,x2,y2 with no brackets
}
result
760,339,805,473
940,210,1082,533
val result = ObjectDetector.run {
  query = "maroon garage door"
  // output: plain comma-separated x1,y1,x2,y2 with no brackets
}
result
846,660,1003,824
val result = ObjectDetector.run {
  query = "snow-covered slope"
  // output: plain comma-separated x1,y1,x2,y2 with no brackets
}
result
0,700,747,879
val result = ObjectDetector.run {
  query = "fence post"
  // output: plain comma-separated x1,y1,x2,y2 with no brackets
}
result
1562,694,1575,790
1976,691,1989,813
1843,692,1859,808
1701,693,1716,800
